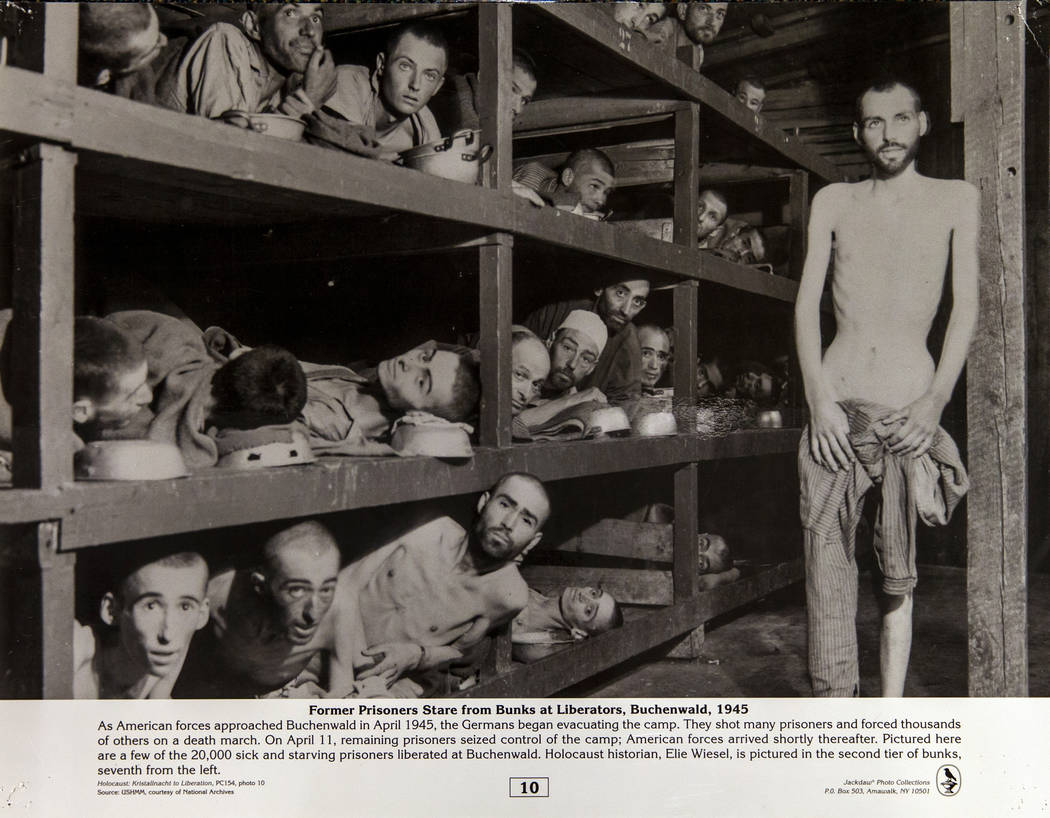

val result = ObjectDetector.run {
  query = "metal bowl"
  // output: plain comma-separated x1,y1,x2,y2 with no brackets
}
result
399,129,492,184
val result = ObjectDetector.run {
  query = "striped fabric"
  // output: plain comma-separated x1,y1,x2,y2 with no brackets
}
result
798,399,969,696
512,162,561,201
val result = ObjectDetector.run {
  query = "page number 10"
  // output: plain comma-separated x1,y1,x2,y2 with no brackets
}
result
509,778,549,798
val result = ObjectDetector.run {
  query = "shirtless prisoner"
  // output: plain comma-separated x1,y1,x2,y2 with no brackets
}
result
794,79,978,697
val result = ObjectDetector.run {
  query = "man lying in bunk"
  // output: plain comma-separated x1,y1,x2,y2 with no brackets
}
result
0,313,153,478
512,148,616,219
511,585,623,662
638,324,672,392
306,21,447,161
696,188,730,249
735,75,767,117
675,2,728,67
77,2,186,104
518,310,608,433
176,520,377,699
341,473,551,696
158,3,335,122
103,311,307,468
442,49,539,132
74,549,210,699
296,340,481,456
704,218,768,266
522,277,650,405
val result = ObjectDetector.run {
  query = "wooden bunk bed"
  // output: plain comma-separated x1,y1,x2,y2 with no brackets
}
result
13,1,997,701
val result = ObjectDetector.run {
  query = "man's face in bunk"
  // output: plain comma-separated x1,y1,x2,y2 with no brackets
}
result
854,83,927,179
105,559,210,679
561,159,615,215
736,80,766,115
594,279,650,333
547,328,600,392
255,525,340,646
697,533,731,574
559,586,618,636
255,3,324,75
678,2,728,46
638,326,671,388
378,343,460,415
77,360,153,431
473,475,550,563
721,228,766,265
735,366,774,401
613,3,669,39
508,63,538,121
697,359,724,397
697,190,728,241
511,336,551,414
378,31,448,118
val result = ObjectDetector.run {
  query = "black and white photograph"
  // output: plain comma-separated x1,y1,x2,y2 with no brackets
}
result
0,0,1045,814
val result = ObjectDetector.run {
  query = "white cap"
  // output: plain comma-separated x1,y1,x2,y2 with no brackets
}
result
555,309,608,356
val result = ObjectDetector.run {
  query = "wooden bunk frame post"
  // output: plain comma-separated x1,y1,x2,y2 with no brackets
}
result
5,521,75,698
788,170,809,279
12,143,76,489
953,1,1028,696
477,2,513,190
477,236,513,448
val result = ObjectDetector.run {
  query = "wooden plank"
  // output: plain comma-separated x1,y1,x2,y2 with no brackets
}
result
703,7,852,70
532,4,845,184
547,518,673,561
959,1,1028,697
5,522,75,698
673,281,699,424
522,565,672,606
0,66,74,143
673,463,699,601
0,429,806,549
477,236,513,448
788,170,809,279
11,144,76,489
477,3,512,190
514,97,685,133
42,2,76,83
673,104,700,248
459,560,804,697
950,5,967,123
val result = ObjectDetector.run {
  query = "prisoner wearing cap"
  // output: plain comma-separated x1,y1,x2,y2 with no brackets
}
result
555,309,608,356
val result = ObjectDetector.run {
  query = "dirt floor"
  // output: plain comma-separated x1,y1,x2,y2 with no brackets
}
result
575,566,1049,698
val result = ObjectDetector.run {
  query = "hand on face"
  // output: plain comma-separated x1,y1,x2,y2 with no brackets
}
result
259,4,324,75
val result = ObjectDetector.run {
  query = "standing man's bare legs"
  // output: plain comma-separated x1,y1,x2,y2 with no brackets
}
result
879,591,913,696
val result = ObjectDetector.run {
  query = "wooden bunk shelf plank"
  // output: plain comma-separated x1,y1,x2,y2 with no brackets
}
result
529,5,846,184
698,254,801,303
513,97,686,134
0,430,802,548
458,559,803,698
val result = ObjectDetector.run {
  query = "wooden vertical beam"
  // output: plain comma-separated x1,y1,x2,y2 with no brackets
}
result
477,235,513,448
788,170,809,280
956,1,1028,696
43,1,77,82
4,522,75,698
477,3,513,190
12,144,76,489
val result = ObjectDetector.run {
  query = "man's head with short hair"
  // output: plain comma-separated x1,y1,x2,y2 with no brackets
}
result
511,330,551,415
733,360,775,402
697,532,731,574
376,21,449,119
557,149,616,214
719,226,767,265
676,2,728,45
638,325,671,388
593,278,650,333
209,345,307,430
78,2,167,87
613,3,669,39
99,550,210,682
473,472,550,565
735,76,766,114
377,341,480,422
853,79,928,179
559,585,623,638
545,310,607,394
508,49,539,121
251,520,340,646
72,316,152,432
698,189,728,241
242,3,325,76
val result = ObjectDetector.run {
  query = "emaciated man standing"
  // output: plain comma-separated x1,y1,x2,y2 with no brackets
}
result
794,79,977,697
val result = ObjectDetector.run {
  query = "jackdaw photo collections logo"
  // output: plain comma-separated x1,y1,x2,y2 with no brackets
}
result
937,765,961,796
